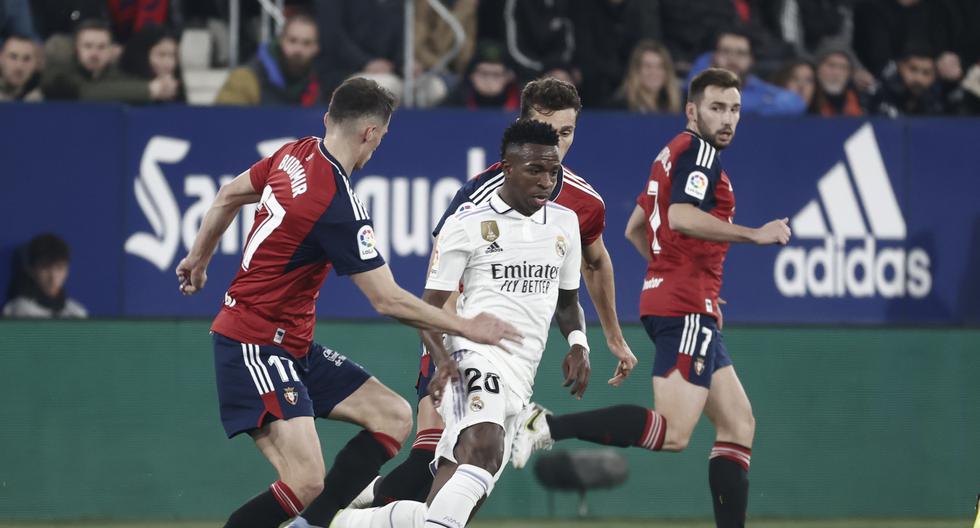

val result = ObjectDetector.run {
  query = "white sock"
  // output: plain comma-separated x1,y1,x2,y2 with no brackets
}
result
424,464,493,528
347,475,381,509
330,501,426,528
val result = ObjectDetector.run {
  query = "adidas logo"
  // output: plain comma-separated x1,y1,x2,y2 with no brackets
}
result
485,241,503,254
774,123,931,299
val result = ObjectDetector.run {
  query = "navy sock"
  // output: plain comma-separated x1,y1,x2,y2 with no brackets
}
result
546,404,665,450
709,444,751,528
301,430,400,525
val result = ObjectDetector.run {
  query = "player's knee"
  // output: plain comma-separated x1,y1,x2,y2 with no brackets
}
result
382,395,414,442
737,410,756,444
456,424,505,475
662,427,693,452
717,409,756,446
286,472,325,505
363,391,413,442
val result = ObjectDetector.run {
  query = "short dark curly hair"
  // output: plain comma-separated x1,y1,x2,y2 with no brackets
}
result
499,119,559,161
520,77,582,118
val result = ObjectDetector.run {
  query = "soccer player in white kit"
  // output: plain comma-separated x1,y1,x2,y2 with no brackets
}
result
331,120,591,528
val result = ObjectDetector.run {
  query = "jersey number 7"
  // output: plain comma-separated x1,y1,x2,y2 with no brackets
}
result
648,190,662,255
242,185,286,271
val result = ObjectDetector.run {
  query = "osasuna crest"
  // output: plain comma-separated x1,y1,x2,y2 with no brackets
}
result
555,235,567,257
481,220,500,242
694,357,705,376
283,387,298,405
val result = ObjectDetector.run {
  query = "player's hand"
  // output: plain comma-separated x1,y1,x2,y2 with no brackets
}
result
428,357,461,407
752,218,791,245
562,345,591,399
606,336,637,387
176,255,208,295
716,297,727,331
462,313,523,352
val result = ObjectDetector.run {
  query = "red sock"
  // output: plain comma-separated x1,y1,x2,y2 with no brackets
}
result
269,479,303,517
411,428,442,452
710,441,752,471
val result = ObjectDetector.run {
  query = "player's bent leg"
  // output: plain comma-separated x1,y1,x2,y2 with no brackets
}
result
653,371,711,452
292,351,410,528
225,417,324,527
371,394,446,506
252,416,327,503
294,378,409,527
213,335,326,527
642,315,714,452
704,365,754,528
425,423,503,528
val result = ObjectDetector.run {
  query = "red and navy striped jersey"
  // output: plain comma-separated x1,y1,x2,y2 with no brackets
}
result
637,130,735,319
212,137,385,358
433,162,606,246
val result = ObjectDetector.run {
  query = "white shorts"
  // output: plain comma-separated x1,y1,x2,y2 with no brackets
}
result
434,350,528,488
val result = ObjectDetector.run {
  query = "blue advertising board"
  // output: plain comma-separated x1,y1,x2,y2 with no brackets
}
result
1,103,977,324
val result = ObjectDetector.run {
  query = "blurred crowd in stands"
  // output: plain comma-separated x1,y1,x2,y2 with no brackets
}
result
1,0,978,115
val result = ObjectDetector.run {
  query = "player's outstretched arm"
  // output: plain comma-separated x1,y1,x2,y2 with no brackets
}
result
625,205,653,262
580,236,636,387
555,288,591,399
668,203,792,245
177,171,260,295
350,265,523,347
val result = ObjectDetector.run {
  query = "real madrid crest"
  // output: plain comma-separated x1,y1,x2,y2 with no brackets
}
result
481,220,500,242
555,235,567,257
284,387,298,405
469,395,484,412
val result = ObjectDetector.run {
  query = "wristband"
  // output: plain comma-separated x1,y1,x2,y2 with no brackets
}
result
567,330,590,352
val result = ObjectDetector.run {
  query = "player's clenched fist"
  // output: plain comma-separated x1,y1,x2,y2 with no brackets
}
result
175,255,208,295
464,312,524,350
752,218,792,245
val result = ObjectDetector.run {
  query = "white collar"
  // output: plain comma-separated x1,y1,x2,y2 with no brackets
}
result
488,190,548,224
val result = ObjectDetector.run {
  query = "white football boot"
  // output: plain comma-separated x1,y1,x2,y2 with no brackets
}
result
510,403,554,469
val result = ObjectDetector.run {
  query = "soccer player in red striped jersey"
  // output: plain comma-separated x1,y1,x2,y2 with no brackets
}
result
175,78,520,528
334,78,638,516
510,69,792,528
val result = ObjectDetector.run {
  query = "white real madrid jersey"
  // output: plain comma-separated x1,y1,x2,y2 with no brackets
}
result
426,190,582,399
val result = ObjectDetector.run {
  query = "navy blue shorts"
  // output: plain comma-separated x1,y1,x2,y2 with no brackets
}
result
642,314,732,388
213,332,372,438
415,345,435,402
